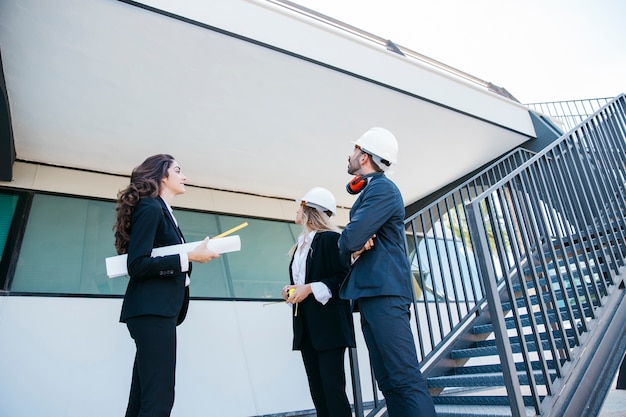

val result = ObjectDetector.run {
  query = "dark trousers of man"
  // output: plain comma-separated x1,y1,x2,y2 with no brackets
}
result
359,296,436,417
300,330,352,417
125,315,178,417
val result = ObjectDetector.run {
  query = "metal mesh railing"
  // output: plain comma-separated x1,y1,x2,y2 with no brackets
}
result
404,148,536,363
526,97,613,133
467,94,626,416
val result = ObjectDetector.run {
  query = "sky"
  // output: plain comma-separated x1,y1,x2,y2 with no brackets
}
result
291,0,626,104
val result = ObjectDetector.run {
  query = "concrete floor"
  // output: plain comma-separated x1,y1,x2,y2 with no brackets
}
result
598,372,626,417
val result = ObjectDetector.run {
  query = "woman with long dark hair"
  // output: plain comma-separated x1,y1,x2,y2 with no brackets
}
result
113,154,219,417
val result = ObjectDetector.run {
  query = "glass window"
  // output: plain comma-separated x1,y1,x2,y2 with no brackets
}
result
9,193,300,299
11,194,126,294
172,211,299,299
221,217,299,299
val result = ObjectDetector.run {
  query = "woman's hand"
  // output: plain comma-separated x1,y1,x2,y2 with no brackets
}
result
188,237,220,263
283,284,311,304
281,286,292,301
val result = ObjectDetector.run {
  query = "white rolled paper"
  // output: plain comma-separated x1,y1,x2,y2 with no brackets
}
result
105,235,241,278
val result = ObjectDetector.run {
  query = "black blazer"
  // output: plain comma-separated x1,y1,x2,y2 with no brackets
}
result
120,197,190,325
290,231,356,351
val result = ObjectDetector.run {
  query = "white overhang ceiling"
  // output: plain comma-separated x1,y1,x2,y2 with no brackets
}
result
0,0,536,208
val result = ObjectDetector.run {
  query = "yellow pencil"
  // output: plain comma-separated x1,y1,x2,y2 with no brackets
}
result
213,222,248,239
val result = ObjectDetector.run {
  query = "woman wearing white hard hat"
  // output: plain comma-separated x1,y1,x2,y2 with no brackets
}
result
282,187,355,417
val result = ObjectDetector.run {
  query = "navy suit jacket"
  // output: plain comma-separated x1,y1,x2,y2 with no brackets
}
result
290,231,355,351
120,197,190,325
338,173,413,301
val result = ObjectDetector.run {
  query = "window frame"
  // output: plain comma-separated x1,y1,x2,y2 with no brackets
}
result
0,186,300,300
0,188,32,292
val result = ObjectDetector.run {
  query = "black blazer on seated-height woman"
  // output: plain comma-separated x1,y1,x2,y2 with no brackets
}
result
289,231,356,351
120,196,191,325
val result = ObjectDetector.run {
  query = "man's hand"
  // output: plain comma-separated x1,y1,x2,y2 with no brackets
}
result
351,234,376,263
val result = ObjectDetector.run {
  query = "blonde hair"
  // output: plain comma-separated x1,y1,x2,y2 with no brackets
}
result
289,205,340,256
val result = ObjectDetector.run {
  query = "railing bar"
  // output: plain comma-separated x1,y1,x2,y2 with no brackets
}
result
585,120,624,285
349,347,365,417
535,155,579,356
554,139,599,320
600,105,626,224
428,204,455,331
574,125,620,285
493,159,504,188
603,103,626,171
565,133,606,306
539,148,586,344
612,100,626,142
573,100,590,125
406,219,427,360
463,184,486,301
477,166,488,195
496,181,549,407
410,217,436,357
420,212,446,341
467,196,526,417
574,123,618,290
594,108,624,190
515,170,559,394
449,191,474,312
522,159,569,374
550,143,592,332
602,103,626,222
438,199,464,320
588,109,626,273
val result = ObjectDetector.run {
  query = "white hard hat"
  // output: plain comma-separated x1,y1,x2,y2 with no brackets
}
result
297,187,337,216
353,127,398,168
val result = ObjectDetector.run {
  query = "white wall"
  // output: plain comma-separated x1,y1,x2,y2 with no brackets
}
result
0,296,375,417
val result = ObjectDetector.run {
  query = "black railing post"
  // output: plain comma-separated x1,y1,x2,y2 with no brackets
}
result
466,200,527,417
348,346,364,417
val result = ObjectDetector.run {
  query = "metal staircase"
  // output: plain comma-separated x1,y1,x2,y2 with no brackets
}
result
351,94,626,417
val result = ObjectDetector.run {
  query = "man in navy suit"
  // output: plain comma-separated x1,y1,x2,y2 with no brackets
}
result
338,128,437,417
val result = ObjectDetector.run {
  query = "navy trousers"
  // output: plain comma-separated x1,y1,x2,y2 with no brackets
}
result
358,296,437,417
125,315,178,417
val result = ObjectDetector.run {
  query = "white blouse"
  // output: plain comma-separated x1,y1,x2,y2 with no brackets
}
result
291,231,332,305
163,199,190,287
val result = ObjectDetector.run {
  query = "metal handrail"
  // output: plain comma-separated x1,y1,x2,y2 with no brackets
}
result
466,94,626,415
526,97,613,133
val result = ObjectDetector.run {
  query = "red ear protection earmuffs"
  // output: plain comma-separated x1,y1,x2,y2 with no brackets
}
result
346,174,369,195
